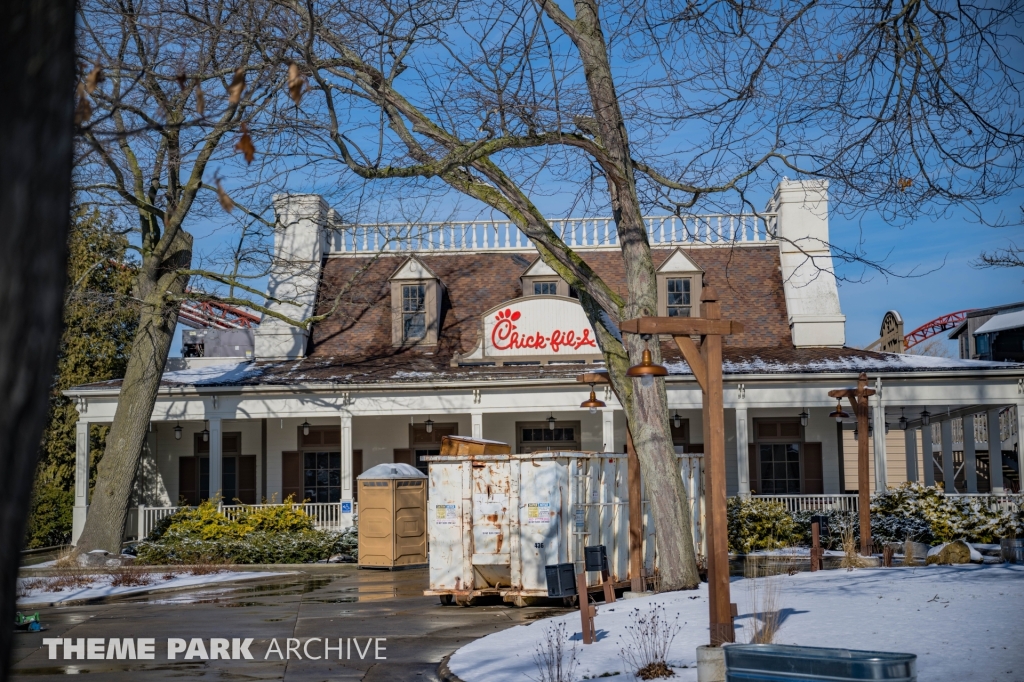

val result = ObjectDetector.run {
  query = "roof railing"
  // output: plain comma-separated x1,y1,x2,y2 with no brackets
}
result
324,213,777,254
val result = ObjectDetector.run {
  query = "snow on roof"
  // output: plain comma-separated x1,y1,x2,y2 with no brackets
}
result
665,352,1019,375
161,362,265,385
974,310,1024,335
357,462,427,479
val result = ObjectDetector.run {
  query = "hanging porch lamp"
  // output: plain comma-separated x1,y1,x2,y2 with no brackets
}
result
899,408,908,431
580,384,606,414
174,422,182,440
920,409,931,426
200,421,209,442
672,411,682,429
547,414,557,430
798,411,809,427
829,401,849,422
302,420,311,436
626,334,668,388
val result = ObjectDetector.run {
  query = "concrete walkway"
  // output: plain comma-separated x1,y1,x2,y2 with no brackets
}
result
11,565,569,681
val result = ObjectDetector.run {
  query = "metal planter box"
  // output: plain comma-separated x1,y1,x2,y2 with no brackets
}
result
357,463,428,569
424,449,649,606
725,644,917,682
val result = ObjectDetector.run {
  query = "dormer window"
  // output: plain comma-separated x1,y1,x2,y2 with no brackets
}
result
666,278,692,317
390,257,443,346
402,284,427,340
656,248,703,318
533,281,558,296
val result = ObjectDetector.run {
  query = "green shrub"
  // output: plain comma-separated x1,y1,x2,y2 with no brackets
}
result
24,483,73,549
136,499,351,565
727,497,796,554
871,482,1021,544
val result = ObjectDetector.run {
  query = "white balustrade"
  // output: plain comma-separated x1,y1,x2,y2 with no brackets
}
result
751,494,860,512
326,213,777,255
137,502,357,539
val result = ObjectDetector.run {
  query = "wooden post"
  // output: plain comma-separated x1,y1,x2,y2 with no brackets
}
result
829,373,876,557
626,428,644,592
699,288,733,646
576,572,595,644
811,520,822,572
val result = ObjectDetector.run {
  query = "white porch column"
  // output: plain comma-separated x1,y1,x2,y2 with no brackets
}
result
872,379,887,492
471,411,483,440
987,408,1004,493
602,409,615,452
922,426,936,486
735,408,750,497
71,420,90,545
208,417,222,501
940,418,955,493
963,415,978,494
904,427,918,483
1016,403,1024,492
341,413,353,498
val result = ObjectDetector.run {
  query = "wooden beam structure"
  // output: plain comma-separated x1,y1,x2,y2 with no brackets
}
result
621,285,738,646
829,372,876,556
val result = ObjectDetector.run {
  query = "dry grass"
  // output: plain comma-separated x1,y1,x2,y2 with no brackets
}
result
882,545,896,568
529,622,579,682
109,564,153,587
187,557,226,576
743,554,796,645
619,604,681,680
839,521,873,571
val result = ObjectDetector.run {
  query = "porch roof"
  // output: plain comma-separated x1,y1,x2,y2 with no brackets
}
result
67,344,1022,393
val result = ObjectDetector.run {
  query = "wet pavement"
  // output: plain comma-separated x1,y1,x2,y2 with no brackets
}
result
10,565,570,681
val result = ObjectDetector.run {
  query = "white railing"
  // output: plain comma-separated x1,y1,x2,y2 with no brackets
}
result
752,494,859,512
946,493,1022,513
326,213,777,254
136,502,356,539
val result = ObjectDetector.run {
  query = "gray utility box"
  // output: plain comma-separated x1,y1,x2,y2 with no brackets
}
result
182,328,255,358
725,644,916,682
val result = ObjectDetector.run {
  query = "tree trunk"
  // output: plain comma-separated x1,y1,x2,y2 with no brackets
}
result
75,232,191,552
0,0,76,677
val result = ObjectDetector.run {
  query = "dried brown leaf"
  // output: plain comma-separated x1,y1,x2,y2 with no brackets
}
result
287,61,307,107
74,83,92,125
175,71,188,91
216,179,234,213
234,122,255,164
84,65,104,94
227,66,245,106
194,79,206,118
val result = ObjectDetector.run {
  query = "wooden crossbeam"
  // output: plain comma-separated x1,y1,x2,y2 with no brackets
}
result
619,318,743,336
576,372,610,384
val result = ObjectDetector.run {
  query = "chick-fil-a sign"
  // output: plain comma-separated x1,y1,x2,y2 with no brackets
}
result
479,297,600,358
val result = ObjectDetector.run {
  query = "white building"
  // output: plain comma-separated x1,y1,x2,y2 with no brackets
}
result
66,180,1024,543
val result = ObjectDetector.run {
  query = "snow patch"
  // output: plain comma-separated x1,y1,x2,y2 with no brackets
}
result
162,362,264,385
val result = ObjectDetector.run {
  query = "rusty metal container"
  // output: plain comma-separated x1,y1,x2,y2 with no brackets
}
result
440,435,512,457
423,450,656,606
357,463,428,569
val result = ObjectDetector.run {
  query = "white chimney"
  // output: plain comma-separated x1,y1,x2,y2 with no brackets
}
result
253,194,329,360
771,179,846,347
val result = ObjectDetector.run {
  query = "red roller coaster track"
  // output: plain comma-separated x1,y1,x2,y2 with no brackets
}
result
178,300,260,330
903,310,974,349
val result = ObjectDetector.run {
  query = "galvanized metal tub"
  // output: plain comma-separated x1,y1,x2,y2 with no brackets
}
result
725,644,917,682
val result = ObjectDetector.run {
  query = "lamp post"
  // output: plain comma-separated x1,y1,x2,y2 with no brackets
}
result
828,372,876,556
620,285,742,647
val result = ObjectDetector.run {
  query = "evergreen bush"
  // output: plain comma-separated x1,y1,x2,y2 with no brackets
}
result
136,500,354,564
726,497,796,553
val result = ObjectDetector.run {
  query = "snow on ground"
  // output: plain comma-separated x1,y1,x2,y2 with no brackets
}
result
448,564,1024,682
17,571,287,606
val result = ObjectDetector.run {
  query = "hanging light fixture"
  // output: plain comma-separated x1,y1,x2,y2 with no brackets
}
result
884,421,890,435
302,420,311,436
626,334,668,388
547,413,557,430
200,421,209,442
672,411,682,429
920,409,931,426
424,418,434,434
899,408,908,431
798,411,809,427
853,425,858,438
829,401,849,422
174,422,182,440
580,384,606,414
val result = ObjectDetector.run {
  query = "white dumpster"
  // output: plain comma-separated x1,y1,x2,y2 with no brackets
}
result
424,450,704,606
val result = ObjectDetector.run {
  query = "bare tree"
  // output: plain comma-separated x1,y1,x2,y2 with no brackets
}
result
72,0,305,552
263,0,1024,590
974,242,1024,271
1,0,77,677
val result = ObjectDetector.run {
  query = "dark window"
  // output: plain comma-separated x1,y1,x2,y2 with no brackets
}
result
667,278,691,317
303,451,342,503
534,281,558,296
402,284,426,340
521,427,575,443
759,443,801,494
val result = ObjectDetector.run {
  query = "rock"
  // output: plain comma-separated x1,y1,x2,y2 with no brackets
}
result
76,549,134,568
926,540,973,565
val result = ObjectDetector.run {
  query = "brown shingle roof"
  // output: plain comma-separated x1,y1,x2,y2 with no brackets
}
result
308,246,791,367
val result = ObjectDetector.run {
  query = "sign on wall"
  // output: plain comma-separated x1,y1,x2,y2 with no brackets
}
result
456,296,604,364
